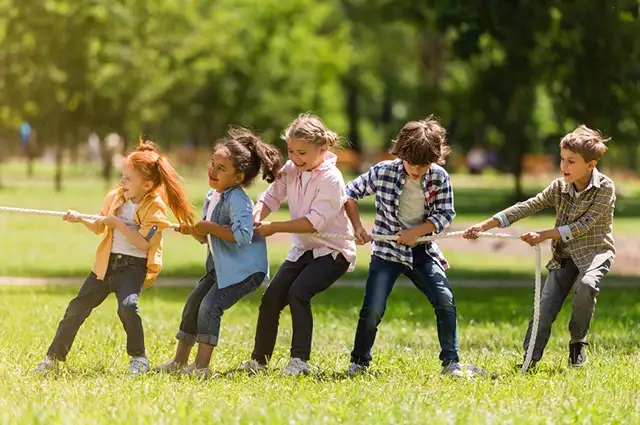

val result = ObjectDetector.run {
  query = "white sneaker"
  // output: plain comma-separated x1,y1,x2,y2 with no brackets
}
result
181,363,213,380
346,362,367,377
283,357,311,376
34,357,59,373
238,359,267,374
441,361,464,378
129,357,150,375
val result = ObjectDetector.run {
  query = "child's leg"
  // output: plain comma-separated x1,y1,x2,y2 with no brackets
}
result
47,272,110,361
406,256,459,365
174,272,217,363
193,272,265,368
287,254,349,362
569,258,611,343
523,260,579,361
111,262,146,358
251,255,309,365
350,256,404,367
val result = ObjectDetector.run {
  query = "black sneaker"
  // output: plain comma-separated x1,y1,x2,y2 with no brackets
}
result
569,342,589,367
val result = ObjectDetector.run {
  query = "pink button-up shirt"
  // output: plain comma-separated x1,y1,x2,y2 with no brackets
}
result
259,152,356,271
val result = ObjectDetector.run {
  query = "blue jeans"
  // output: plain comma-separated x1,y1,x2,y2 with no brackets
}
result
350,248,459,366
177,271,265,346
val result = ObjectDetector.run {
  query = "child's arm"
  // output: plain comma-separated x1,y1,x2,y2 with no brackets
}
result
257,171,355,237
522,181,615,246
195,192,255,244
255,163,289,223
63,210,101,233
396,172,455,245
103,215,151,251
345,199,371,244
343,167,379,244
252,201,272,224
464,181,557,239
174,224,208,243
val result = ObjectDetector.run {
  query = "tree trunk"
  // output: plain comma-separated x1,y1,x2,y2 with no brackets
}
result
54,139,64,192
381,83,393,150
343,71,361,153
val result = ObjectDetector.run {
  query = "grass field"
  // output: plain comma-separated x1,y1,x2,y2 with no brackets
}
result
1,285,639,424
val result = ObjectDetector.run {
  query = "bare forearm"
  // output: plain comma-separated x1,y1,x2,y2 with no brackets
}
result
541,228,561,241
254,202,272,222
412,221,437,236
481,218,500,231
345,199,364,230
80,219,100,234
271,218,316,234
198,221,236,243
114,222,150,251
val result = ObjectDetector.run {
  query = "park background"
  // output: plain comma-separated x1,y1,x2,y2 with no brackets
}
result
0,1,639,424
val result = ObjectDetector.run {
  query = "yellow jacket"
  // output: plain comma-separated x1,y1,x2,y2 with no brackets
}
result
92,186,171,288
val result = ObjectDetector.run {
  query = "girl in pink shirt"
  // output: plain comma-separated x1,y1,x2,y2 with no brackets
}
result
239,114,356,375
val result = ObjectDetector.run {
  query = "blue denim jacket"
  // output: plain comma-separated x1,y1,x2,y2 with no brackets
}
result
202,187,269,288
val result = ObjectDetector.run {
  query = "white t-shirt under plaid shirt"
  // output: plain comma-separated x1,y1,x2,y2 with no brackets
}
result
345,159,456,270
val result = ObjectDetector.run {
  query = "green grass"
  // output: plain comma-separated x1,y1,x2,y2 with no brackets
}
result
1,285,639,423
1,161,640,282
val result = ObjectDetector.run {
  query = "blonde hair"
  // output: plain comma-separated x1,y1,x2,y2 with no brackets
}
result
282,113,340,148
560,125,610,162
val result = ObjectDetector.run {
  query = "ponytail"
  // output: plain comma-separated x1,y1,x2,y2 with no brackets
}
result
126,139,195,226
155,155,195,226
215,127,283,187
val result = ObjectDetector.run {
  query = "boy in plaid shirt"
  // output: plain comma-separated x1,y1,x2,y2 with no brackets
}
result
344,116,462,377
464,125,615,368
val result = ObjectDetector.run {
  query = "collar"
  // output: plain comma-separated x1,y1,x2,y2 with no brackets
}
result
562,168,601,196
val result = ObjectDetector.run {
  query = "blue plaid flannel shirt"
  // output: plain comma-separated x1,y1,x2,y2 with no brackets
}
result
345,159,455,270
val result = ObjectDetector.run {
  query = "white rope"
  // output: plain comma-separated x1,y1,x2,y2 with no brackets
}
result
0,206,179,228
0,205,541,373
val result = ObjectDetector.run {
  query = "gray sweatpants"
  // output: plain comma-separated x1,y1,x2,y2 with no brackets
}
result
523,256,611,361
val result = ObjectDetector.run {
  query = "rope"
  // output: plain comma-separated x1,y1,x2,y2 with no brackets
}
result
0,206,179,228
0,205,541,373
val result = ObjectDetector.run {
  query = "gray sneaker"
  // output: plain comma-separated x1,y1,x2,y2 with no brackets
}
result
181,363,213,380
441,361,464,377
129,357,150,375
34,358,59,373
238,359,267,374
153,359,185,373
283,357,311,376
346,362,367,377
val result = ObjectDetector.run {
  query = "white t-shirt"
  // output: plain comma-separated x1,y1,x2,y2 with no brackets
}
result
397,178,425,228
205,191,221,258
300,172,313,194
111,200,148,258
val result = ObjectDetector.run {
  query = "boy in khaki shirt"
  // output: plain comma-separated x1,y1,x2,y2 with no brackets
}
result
464,125,615,368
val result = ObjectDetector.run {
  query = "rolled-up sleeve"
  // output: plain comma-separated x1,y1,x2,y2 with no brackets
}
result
138,199,171,244
306,173,347,232
258,163,290,213
229,191,254,245
426,173,455,234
